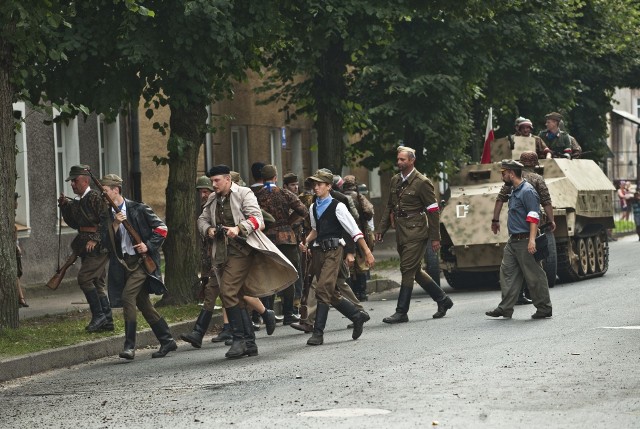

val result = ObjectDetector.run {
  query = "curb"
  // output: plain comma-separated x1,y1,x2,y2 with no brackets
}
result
0,277,400,383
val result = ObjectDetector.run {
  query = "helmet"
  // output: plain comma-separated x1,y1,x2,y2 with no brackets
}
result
519,151,539,167
514,116,526,127
196,175,213,191
518,118,533,129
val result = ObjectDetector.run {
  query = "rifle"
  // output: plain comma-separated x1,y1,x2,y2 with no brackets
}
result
299,250,313,320
46,252,79,290
85,168,157,274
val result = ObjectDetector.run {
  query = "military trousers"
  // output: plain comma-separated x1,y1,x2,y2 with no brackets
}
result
498,238,552,313
303,265,363,325
217,251,257,308
398,239,446,302
77,252,109,296
120,255,162,325
202,274,220,312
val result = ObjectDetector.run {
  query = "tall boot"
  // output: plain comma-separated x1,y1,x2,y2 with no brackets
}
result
261,308,276,335
383,287,412,324
83,289,107,332
225,306,247,359
211,324,233,343
356,273,368,301
307,302,329,346
240,309,258,357
417,273,454,318
282,284,299,325
333,298,370,340
180,309,213,348
119,321,137,360
98,295,114,331
150,318,178,358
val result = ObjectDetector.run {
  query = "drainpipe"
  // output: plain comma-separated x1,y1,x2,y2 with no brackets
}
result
130,108,142,202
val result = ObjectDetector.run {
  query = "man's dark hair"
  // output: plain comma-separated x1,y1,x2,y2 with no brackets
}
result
251,162,265,181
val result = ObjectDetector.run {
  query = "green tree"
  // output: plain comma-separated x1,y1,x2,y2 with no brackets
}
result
26,0,275,305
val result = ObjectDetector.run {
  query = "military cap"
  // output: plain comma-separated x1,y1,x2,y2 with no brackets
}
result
283,173,298,185
196,175,213,191
101,174,123,186
397,145,416,156
518,118,533,129
65,164,91,181
261,164,277,180
500,159,524,171
207,164,231,177
357,184,369,195
545,112,563,122
230,171,246,186
519,151,539,167
251,162,265,181
307,169,334,184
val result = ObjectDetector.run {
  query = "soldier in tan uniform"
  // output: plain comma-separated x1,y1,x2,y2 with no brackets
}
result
376,146,453,323
492,151,556,304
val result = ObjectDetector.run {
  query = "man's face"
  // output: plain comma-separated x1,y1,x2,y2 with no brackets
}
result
102,185,120,201
545,119,559,131
285,182,299,194
518,125,532,137
312,181,331,198
198,188,212,204
501,170,514,186
211,174,232,196
397,151,415,173
70,176,90,196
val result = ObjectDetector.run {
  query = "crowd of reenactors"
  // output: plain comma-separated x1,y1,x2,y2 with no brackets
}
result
43,111,576,360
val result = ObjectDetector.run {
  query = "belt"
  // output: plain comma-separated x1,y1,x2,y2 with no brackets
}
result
510,233,530,240
79,226,98,233
123,253,140,259
395,210,425,218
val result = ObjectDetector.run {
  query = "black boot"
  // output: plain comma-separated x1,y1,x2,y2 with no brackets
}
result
307,302,329,346
356,273,368,302
211,324,233,343
383,287,412,324
282,284,299,325
334,298,370,340
516,286,533,305
84,289,107,332
180,309,213,348
150,318,177,358
241,309,258,357
119,321,137,360
98,295,114,331
261,308,276,335
433,296,454,318
225,306,247,359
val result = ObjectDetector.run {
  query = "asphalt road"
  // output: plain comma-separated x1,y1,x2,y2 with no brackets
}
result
2,236,639,428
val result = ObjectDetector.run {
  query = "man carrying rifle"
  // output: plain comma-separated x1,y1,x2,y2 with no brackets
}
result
57,165,112,332
99,174,176,360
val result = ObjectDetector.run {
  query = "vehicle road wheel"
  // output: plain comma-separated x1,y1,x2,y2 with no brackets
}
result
586,237,596,274
577,238,589,275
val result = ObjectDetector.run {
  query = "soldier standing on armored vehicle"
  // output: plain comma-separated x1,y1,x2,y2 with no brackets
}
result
492,151,556,304
376,146,453,323
539,112,573,158
486,160,553,319
512,118,551,159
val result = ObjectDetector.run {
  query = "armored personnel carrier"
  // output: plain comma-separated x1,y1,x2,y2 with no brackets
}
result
438,136,615,289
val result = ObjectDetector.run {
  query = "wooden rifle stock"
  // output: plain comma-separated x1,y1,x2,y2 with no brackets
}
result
86,169,157,274
299,251,313,320
46,253,79,290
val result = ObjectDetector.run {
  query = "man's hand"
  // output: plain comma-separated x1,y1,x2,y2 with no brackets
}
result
365,251,375,268
431,240,441,252
134,242,148,253
114,212,126,225
375,232,384,242
85,240,97,253
345,253,355,267
548,221,556,233
223,225,240,239
58,193,68,207
491,221,500,234
207,227,217,239
528,238,536,254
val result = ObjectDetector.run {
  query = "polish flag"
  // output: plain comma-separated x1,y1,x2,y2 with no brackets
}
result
480,107,494,164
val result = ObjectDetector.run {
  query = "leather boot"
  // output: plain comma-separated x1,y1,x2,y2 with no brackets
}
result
180,309,213,348
150,318,178,358
281,284,299,325
211,325,233,343
84,289,107,332
356,273,368,302
433,296,454,318
241,309,258,357
98,295,114,331
383,287,412,324
307,302,329,346
225,306,247,359
516,286,533,305
119,321,137,360
261,308,276,335
333,298,370,340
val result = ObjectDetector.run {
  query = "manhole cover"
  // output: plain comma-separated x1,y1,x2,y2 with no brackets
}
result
298,408,391,417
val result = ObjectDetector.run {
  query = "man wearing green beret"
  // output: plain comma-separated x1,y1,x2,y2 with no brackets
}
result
57,165,112,332
539,112,572,158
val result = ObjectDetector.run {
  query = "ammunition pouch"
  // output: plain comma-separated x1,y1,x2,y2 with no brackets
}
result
318,238,341,252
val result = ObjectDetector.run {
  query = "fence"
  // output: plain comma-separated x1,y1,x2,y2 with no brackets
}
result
612,197,638,235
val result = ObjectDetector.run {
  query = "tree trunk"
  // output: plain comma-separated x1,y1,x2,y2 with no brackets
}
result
0,34,19,329
314,40,348,174
156,104,207,306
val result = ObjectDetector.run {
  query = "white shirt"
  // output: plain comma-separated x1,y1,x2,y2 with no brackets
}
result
112,202,136,256
309,199,364,246
401,168,415,183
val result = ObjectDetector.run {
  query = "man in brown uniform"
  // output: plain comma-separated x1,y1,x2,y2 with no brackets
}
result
492,151,556,304
58,165,112,332
512,118,551,159
256,165,309,324
376,147,453,323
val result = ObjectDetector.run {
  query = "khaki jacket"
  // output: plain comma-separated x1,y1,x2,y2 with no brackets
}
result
197,183,298,297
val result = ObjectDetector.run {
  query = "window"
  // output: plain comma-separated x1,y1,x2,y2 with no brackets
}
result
290,130,303,180
231,126,249,182
269,128,283,181
98,114,122,178
368,167,382,199
13,102,30,233
53,109,80,198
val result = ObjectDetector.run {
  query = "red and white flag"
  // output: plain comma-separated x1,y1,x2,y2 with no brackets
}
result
480,107,494,164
